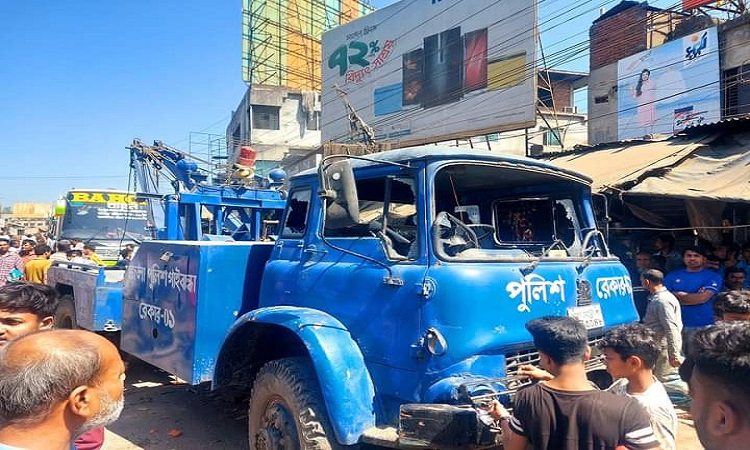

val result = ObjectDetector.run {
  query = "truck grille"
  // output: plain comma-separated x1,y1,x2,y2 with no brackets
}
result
503,335,605,393
576,279,592,306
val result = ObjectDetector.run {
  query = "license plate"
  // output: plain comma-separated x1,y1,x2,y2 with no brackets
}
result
567,304,604,330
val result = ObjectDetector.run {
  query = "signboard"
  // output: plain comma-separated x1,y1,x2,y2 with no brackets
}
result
58,190,150,242
617,27,720,141
683,0,717,11
321,0,537,146
67,191,148,222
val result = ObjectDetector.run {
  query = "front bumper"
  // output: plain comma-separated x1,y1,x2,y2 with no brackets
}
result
398,403,499,449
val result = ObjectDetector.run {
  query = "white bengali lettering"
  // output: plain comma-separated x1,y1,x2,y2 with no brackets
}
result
595,276,632,299
125,266,146,283
137,301,176,329
147,264,197,293
506,274,566,313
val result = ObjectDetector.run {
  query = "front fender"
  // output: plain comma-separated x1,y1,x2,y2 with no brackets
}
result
216,306,376,445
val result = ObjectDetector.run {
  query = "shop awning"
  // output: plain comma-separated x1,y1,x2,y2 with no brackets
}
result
626,134,750,203
546,136,711,192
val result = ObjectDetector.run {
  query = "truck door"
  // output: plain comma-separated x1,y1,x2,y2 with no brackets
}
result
262,187,312,305
296,173,429,375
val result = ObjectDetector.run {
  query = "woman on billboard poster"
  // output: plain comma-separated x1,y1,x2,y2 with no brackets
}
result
632,68,657,131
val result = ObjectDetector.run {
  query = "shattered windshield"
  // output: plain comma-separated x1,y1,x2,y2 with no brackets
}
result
432,163,604,261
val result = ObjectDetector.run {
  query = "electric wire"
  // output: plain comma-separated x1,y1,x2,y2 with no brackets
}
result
329,23,735,145
184,0,733,163
319,0,687,140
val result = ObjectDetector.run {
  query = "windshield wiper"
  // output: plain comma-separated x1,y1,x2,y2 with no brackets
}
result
520,239,567,274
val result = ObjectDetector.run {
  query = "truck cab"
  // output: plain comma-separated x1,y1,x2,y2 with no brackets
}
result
124,147,636,449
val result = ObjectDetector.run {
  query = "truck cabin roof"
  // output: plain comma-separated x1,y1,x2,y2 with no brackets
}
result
293,146,592,187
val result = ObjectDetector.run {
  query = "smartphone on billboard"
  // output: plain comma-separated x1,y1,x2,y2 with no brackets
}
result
422,27,463,108
463,28,488,92
402,49,424,106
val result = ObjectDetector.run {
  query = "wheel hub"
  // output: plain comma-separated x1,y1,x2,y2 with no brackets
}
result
254,400,299,449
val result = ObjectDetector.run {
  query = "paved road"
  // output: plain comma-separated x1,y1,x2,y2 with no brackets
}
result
103,356,704,450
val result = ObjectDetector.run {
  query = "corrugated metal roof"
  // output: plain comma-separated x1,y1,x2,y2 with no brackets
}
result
681,114,750,134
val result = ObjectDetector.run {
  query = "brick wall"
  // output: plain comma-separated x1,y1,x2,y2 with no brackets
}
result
551,81,572,109
538,75,573,109
590,4,648,70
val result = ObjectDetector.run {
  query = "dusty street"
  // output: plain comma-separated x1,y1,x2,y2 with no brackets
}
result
103,355,247,450
103,356,705,450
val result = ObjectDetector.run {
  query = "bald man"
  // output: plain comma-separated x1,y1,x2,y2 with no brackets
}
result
0,330,126,450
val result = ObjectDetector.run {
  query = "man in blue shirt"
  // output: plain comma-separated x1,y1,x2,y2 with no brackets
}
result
664,246,722,355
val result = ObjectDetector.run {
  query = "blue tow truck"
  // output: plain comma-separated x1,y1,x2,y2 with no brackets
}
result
120,146,637,448
47,139,286,332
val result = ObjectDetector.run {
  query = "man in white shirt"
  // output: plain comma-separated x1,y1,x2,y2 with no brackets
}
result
601,323,678,450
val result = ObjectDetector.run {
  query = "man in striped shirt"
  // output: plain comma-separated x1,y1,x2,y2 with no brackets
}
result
490,316,661,450
0,236,23,289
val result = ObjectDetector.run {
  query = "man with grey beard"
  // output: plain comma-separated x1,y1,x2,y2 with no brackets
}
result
0,329,125,450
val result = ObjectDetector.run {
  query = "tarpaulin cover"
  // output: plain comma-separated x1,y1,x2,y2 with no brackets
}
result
546,137,709,192
627,134,750,202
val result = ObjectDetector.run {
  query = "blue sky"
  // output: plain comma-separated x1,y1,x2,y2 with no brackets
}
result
1,1,246,207
2,0,674,207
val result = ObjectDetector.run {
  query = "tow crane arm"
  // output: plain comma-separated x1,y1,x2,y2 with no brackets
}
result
127,139,286,241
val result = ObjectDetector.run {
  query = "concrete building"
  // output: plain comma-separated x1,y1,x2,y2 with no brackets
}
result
229,0,373,177
226,85,321,175
587,1,750,145
228,69,589,175
2,203,50,236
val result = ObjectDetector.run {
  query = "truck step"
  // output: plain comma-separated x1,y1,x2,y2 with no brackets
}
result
360,426,399,448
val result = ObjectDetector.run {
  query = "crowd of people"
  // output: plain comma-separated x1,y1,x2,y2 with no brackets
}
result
1,231,749,449
623,234,750,366
626,234,749,318
485,232,750,449
0,232,134,287
0,282,123,450
489,317,750,450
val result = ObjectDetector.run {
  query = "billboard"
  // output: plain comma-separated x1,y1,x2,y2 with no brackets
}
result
11,203,51,219
617,27,720,141
683,0,717,10
321,0,537,146
242,0,375,90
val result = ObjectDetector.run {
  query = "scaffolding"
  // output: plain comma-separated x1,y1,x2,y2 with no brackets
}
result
242,0,375,90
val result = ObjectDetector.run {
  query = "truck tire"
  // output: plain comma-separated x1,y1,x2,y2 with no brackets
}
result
248,357,341,450
54,296,78,329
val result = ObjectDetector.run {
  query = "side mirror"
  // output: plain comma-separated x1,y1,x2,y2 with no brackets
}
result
320,159,360,226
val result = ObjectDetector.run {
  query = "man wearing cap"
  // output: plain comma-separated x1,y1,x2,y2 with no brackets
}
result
19,236,37,265
664,246,722,355
0,236,24,289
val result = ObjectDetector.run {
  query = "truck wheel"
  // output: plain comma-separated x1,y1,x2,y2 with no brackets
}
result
54,296,77,329
248,357,340,450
